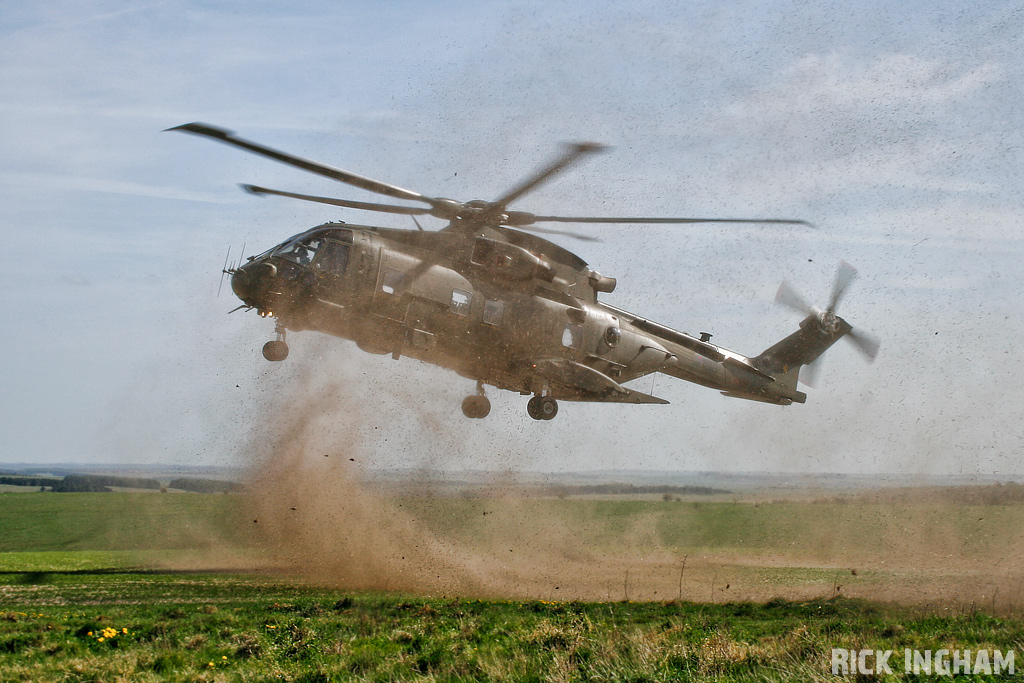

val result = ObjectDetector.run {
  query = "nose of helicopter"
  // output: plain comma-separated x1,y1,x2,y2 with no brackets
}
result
230,266,254,303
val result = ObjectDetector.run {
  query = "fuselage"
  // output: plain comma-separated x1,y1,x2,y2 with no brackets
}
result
230,222,807,406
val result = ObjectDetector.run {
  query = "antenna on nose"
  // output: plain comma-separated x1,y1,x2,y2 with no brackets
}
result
218,246,232,297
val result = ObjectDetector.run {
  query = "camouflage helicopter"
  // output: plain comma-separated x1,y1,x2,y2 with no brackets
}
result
170,123,879,420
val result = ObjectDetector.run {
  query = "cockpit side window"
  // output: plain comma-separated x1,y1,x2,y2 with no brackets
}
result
314,241,351,275
276,237,323,266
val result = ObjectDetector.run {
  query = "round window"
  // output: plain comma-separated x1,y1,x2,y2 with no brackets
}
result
604,326,621,347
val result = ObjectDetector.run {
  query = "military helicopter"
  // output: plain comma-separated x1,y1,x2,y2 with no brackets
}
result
170,123,879,420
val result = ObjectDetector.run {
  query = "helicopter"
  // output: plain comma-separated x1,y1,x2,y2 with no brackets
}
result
170,123,879,420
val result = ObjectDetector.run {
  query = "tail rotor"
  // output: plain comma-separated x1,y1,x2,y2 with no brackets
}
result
774,261,880,386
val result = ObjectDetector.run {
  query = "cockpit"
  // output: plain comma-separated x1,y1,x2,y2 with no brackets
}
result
271,228,353,276
275,236,323,266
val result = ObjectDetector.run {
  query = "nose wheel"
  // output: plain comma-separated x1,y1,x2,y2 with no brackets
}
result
262,341,288,361
527,395,558,420
461,395,491,419
461,382,491,419
262,324,289,362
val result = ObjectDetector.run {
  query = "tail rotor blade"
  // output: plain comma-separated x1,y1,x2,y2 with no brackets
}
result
775,280,814,316
828,260,858,312
847,328,880,362
800,357,823,388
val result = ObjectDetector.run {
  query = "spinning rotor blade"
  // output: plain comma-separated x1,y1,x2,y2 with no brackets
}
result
172,123,813,237
242,185,431,216
847,328,880,361
828,260,858,312
775,262,881,386
488,142,608,215
524,216,813,227
774,280,814,316
506,224,601,242
168,123,429,204
800,358,823,388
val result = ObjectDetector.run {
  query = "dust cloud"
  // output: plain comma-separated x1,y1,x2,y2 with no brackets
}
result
238,358,485,595
214,343,1024,610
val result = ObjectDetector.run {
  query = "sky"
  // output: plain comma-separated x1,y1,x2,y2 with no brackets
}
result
0,0,1021,476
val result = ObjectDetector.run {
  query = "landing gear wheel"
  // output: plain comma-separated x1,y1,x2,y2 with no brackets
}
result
461,395,491,419
527,395,558,420
262,340,289,362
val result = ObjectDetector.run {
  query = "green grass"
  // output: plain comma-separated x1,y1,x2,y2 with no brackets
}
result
2,491,1023,680
6,491,1023,561
400,496,1024,561
0,492,246,552
2,571,1022,682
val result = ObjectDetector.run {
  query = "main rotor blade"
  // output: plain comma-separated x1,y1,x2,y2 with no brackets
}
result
505,224,601,243
775,281,814,316
846,328,880,362
168,123,430,204
487,142,609,215
828,260,858,312
527,215,814,227
242,184,431,216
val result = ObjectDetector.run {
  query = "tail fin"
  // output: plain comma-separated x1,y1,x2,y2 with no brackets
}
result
753,313,851,388
762,262,880,391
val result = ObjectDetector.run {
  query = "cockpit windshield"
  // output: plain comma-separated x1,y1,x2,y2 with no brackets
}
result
275,236,323,266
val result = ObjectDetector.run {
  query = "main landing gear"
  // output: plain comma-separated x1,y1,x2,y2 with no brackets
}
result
462,381,491,419
262,323,289,362
527,395,558,421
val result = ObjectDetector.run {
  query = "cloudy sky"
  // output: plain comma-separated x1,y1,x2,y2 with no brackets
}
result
1,0,1021,476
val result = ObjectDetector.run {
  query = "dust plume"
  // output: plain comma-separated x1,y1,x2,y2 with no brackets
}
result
231,346,640,599
214,343,1024,610
238,362,487,595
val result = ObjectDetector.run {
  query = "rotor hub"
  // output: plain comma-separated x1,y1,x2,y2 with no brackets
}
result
817,310,841,335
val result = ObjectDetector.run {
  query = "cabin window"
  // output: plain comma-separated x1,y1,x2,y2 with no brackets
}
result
276,237,322,266
450,289,471,316
381,267,404,295
482,299,504,326
314,241,350,275
562,323,583,349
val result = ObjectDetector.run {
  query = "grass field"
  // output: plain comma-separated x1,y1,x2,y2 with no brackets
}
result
1,490,1023,681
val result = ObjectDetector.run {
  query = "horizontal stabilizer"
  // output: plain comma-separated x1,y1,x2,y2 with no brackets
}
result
576,386,670,405
531,358,669,404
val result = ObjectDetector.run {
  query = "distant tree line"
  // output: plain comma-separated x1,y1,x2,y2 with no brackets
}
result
0,476,59,488
1,473,244,493
45,474,162,492
168,478,244,494
49,475,114,492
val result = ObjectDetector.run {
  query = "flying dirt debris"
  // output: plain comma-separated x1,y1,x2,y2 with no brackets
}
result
171,123,879,420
